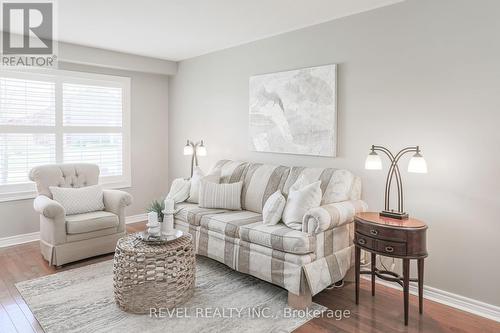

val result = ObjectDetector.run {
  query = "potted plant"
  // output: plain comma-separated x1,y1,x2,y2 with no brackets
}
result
146,200,165,222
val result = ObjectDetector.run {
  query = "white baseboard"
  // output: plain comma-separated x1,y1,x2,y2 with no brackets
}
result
0,231,40,248
125,213,147,224
361,276,500,322
0,213,147,248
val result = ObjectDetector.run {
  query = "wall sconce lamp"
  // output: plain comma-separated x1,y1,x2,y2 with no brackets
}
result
365,145,427,219
184,139,207,177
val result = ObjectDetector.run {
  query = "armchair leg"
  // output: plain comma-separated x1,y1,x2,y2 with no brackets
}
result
287,283,312,309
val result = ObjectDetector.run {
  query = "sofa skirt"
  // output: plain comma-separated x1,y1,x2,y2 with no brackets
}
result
175,219,352,296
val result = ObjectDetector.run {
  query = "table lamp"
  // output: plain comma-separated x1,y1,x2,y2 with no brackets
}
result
365,145,427,219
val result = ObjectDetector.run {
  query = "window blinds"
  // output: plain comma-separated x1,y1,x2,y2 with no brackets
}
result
63,133,122,177
0,133,56,185
0,77,55,126
0,70,130,199
63,83,122,127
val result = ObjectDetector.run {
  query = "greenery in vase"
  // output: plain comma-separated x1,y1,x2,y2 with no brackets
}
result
146,200,164,222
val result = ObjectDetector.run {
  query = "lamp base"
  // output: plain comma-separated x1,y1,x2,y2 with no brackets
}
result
380,210,409,220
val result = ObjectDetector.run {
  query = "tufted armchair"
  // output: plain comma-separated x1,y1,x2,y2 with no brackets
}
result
29,163,132,266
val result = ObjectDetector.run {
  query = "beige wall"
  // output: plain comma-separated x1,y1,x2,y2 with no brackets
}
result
168,0,500,306
0,62,169,238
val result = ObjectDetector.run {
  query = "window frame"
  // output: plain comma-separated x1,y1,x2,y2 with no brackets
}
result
0,68,131,202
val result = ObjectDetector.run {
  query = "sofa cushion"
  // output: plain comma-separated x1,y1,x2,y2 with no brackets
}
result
282,166,355,204
241,163,290,213
175,202,228,226
200,211,263,238
238,239,316,266
239,222,315,254
65,211,118,234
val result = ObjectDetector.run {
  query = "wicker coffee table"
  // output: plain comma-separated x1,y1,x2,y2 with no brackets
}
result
113,231,195,313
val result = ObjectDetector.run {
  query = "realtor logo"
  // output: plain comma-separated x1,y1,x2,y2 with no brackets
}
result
1,0,57,67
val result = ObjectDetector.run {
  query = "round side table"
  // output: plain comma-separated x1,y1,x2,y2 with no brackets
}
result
354,212,428,326
113,232,195,314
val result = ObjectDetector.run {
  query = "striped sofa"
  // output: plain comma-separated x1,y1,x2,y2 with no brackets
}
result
174,160,368,308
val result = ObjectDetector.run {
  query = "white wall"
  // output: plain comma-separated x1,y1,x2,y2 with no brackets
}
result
0,61,170,238
168,0,500,307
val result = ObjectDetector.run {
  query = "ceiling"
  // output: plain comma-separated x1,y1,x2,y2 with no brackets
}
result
56,0,403,61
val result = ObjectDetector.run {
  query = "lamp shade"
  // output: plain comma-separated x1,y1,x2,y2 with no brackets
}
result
196,145,207,156
365,152,383,170
408,153,428,173
183,144,194,155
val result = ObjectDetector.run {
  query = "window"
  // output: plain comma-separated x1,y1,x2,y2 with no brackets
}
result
0,69,131,201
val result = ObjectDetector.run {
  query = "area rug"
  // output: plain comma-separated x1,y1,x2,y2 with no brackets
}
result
16,256,324,333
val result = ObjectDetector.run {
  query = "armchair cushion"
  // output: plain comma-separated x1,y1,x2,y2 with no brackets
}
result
49,185,104,215
66,211,119,234
33,195,65,219
302,200,368,234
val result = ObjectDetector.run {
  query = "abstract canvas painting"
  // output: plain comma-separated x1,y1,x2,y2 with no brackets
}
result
249,64,337,157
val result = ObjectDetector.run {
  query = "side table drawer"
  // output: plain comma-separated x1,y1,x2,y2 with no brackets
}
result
376,239,407,256
356,222,407,242
354,232,375,250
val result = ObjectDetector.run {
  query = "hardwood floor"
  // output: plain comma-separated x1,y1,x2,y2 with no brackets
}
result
0,222,498,333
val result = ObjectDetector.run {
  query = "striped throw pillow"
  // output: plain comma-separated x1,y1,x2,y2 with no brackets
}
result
198,180,242,210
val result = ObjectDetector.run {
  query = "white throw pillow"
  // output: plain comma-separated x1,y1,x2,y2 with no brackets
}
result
282,181,322,230
198,180,242,210
187,167,220,203
321,169,355,204
166,178,191,203
289,174,311,193
49,185,105,215
262,190,286,225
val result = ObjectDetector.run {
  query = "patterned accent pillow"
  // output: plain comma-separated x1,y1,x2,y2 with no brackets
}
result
198,180,242,210
49,185,105,215
262,190,286,225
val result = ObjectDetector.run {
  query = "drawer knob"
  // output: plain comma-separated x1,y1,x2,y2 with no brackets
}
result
370,229,379,236
358,238,366,245
385,246,394,253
